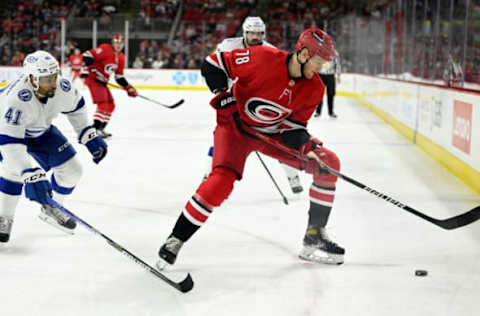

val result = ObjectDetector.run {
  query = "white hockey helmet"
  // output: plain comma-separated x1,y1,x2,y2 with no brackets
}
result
23,50,60,90
242,16,266,40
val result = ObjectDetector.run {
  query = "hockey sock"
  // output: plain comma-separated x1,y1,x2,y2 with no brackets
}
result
172,213,201,242
93,119,103,130
308,183,335,227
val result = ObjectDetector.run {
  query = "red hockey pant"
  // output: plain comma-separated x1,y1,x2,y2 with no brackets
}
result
182,114,340,227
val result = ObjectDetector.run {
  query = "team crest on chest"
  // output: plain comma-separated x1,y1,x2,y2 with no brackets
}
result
244,97,291,124
104,63,118,74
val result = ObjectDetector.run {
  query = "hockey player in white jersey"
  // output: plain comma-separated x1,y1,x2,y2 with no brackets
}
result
203,16,303,194
0,50,108,242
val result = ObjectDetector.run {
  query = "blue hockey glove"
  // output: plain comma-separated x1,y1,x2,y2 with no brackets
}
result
22,168,52,204
79,126,108,164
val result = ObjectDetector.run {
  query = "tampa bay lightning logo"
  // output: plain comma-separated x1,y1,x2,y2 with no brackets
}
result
172,71,186,85
244,98,291,124
18,89,32,101
26,56,38,63
60,79,71,92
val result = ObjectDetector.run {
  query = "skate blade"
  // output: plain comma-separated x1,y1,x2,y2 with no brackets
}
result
38,213,75,235
156,258,171,271
299,248,344,265
291,186,303,194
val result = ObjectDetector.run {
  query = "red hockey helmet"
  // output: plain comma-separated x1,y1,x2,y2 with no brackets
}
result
295,28,335,61
112,33,125,43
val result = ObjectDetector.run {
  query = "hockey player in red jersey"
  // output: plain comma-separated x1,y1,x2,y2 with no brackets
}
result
68,48,83,83
81,33,138,138
157,28,345,268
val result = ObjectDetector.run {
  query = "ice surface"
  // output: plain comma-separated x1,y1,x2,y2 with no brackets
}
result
1,87,479,316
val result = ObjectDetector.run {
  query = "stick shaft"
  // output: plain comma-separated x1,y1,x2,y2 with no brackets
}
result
46,198,194,292
255,152,288,205
243,125,480,230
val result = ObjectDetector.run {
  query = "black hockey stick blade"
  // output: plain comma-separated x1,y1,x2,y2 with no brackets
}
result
323,164,480,230
138,94,185,109
430,206,480,230
47,198,194,293
107,83,184,109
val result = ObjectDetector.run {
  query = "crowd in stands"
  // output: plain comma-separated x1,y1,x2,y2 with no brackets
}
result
1,0,479,87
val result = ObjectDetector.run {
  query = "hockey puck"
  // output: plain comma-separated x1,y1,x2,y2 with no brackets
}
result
415,270,428,277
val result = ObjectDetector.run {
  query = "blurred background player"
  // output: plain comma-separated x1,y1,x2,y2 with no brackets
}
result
203,16,304,194
81,33,138,139
315,49,341,118
68,48,83,83
157,28,345,269
0,50,108,242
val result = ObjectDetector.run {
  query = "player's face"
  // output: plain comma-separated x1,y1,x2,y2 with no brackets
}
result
245,31,264,46
112,41,124,53
37,73,58,97
303,55,327,79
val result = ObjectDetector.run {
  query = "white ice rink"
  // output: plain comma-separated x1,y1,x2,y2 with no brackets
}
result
1,87,479,316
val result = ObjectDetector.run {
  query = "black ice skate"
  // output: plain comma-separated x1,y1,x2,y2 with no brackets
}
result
299,225,344,265
39,204,76,235
96,128,112,139
156,236,184,270
0,216,13,242
288,175,303,194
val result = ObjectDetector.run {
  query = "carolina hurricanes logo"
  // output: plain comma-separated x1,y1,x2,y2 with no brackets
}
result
244,97,291,124
104,63,118,74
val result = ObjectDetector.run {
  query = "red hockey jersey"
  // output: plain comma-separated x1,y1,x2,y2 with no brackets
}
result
68,53,83,70
84,43,126,83
206,46,325,134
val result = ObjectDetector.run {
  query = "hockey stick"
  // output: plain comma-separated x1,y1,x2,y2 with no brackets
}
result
46,197,194,293
107,84,184,109
255,152,289,205
243,125,480,230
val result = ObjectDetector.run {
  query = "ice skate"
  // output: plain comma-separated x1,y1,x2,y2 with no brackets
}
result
156,236,184,270
0,216,13,243
96,128,112,139
38,204,76,235
288,175,303,194
299,226,344,265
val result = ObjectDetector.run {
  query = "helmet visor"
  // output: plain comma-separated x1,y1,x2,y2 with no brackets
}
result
38,73,58,85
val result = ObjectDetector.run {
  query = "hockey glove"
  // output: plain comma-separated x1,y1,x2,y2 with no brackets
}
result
80,67,89,79
209,91,236,109
22,168,52,205
299,137,328,173
79,126,108,164
125,85,138,97
299,137,323,157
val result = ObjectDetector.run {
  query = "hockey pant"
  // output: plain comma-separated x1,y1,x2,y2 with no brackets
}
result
0,126,83,220
177,120,340,241
85,76,116,124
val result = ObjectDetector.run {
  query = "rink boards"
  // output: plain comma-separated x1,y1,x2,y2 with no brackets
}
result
1,66,479,193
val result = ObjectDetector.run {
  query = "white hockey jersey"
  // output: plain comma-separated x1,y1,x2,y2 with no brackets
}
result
0,75,90,174
216,37,275,53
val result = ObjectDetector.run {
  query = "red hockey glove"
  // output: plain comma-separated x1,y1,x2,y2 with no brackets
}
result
125,85,137,97
209,91,236,109
299,137,328,173
80,67,89,78
299,137,323,157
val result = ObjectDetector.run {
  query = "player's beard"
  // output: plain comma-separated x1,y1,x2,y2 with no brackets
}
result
248,39,262,46
37,87,56,98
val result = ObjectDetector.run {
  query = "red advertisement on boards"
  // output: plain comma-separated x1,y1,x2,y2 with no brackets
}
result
452,100,472,154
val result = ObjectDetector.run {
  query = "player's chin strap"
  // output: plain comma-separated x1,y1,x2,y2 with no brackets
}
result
296,51,308,79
